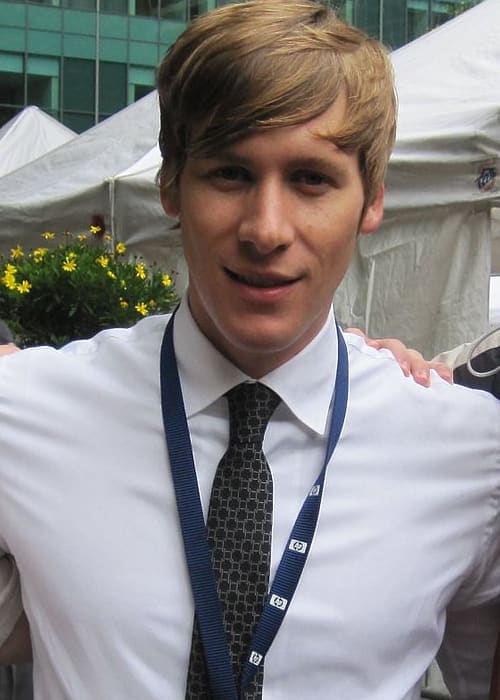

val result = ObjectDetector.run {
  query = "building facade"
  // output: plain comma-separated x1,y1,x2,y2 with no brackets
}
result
0,0,483,132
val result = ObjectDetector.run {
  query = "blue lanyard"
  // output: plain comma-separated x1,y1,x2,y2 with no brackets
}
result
160,311,349,699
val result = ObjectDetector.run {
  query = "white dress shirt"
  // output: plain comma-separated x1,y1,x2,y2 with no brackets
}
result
0,298,500,699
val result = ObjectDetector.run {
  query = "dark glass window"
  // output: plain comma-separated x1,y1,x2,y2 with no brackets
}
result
160,0,187,20
98,60,127,115
27,74,54,109
62,0,97,10
63,57,94,112
134,84,153,101
0,70,24,111
135,0,157,17
101,0,128,14
0,106,21,129
62,111,94,132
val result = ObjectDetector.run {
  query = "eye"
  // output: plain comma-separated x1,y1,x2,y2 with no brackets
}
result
291,170,331,188
211,166,251,182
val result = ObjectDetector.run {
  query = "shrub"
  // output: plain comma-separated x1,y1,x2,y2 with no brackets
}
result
0,228,179,347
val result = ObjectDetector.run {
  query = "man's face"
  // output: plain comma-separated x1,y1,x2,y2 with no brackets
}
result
162,97,384,377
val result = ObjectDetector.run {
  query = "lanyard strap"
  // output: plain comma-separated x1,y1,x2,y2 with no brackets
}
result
160,312,349,699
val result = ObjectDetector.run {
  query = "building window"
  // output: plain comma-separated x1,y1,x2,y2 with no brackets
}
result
98,60,127,118
62,56,94,129
27,55,59,117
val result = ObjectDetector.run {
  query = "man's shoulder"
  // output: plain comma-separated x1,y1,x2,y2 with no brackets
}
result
345,330,500,421
59,313,171,357
0,313,171,396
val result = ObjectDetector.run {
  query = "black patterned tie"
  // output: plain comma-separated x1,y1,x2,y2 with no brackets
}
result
185,382,281,700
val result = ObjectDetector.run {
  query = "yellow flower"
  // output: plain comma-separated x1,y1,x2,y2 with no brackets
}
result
66,251,77,260
10,246,23,259
107,270,117,280
135,302,148,316
161,274,172,287
89,225,102,235
32,247,48,263
41,231,56,240
5,263,17,275
95,255,109,268
115,242,126,255
148,299,157,308
104,234,112,242
2,272,17,290
62,257,77,272
119,298,128,308
16,280,32,294
135,263,147,280
77,234,88,242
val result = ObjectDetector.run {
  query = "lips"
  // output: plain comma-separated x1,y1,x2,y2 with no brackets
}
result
225,268,298,288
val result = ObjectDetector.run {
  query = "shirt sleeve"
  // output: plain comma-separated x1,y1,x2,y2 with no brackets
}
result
0,555,23,646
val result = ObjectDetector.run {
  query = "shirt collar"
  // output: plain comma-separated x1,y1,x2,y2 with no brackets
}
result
174,296,338,436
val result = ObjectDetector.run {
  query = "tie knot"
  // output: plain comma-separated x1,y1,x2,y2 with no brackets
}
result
226,382,281,445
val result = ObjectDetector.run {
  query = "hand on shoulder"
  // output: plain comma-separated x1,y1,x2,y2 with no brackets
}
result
344,328,453,387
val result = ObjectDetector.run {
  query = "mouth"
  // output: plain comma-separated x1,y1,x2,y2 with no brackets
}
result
225,268,299,288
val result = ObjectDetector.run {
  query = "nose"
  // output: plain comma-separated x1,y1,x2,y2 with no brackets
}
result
238,179,295,255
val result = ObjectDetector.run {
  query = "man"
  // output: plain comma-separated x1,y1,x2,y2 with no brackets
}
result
1,2,500,699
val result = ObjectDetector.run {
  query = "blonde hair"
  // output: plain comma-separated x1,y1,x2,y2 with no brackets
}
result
157,0,396,206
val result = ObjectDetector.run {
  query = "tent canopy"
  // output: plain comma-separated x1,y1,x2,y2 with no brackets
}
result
0,106,76,178
0,91,160,248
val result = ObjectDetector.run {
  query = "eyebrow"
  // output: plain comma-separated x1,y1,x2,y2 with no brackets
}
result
202,151,350,176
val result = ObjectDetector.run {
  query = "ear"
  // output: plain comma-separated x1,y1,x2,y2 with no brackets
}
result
160,187,180,219
359,185,384,236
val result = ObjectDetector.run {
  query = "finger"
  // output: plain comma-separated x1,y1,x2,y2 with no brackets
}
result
369,338,414,376
0,344,20,357
428,361,454,385
405,351,454,387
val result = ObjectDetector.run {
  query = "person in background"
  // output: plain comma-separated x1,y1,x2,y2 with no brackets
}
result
433,327,500,700
0,3,500,699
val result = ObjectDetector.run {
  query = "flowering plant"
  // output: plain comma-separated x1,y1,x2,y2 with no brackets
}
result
0,228,179,347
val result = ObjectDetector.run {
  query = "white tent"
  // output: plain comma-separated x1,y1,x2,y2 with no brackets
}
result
0,106,76,178
0,91,184,282
335,0,500,357
0,90,161,252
